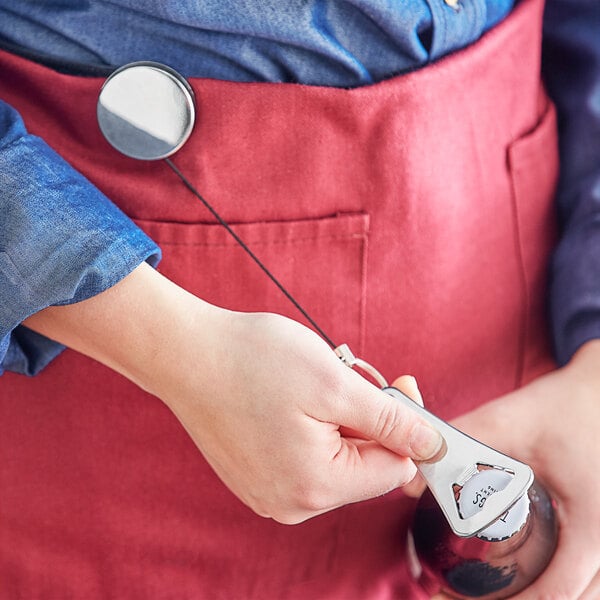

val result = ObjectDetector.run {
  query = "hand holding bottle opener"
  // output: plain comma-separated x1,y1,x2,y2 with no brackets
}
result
97,61,534,540
335,343,533,538
383,386,533,537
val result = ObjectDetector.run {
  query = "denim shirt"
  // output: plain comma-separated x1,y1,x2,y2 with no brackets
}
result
0,104,161,374
0,0,599,375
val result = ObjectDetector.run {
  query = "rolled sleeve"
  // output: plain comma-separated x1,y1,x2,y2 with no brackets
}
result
0,100,160,376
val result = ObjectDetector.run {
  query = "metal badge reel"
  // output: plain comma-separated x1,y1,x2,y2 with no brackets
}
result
97,61,195,160
96,62,533,539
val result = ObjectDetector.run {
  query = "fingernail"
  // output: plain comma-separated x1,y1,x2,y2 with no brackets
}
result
410,422,445,461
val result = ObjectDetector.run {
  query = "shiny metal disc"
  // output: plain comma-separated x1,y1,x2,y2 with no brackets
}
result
97,61,195,160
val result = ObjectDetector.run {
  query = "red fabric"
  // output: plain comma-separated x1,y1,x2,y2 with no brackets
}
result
0,0,558,596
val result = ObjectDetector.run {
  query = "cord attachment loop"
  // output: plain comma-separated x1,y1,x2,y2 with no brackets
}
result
335,343,389,388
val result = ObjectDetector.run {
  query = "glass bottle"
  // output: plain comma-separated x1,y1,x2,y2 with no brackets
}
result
408,468,558,599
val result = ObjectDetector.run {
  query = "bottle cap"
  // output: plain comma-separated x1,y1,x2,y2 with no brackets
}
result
458,469,530,541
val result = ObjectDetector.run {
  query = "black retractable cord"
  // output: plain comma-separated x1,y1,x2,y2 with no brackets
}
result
96,62,542,551
96,60,385,385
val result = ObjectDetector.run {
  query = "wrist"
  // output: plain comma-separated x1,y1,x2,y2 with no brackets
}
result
23,262,227,398
565,338,600,389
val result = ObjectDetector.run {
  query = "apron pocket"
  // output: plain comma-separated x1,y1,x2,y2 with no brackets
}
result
507,99,559,383
135,211,370,355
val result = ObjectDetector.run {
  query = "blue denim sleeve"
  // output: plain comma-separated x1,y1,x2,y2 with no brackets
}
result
542,0,600,365
0,100,161,376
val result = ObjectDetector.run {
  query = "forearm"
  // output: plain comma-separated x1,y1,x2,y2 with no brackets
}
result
23,262,446,524
22,262,220,396
0,99,160,376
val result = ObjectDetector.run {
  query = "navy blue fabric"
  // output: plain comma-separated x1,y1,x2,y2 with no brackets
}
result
542,0,600,365
0,0,598,374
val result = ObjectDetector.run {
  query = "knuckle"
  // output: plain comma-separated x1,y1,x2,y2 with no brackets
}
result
292,472,335,514
271,511,308,525
373,402,405,444
248,475,333,523
299,485,331,514
248,498,299,524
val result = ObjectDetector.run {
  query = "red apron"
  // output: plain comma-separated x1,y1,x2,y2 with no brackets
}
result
0,0,558,596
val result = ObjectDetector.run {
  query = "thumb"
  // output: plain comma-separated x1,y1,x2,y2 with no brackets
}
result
335,373,445,462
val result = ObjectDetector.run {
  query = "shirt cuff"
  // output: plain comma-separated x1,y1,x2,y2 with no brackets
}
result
0,106,161,376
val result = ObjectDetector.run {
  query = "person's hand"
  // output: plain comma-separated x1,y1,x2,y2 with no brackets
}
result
25,263,444,525
154,308,446,524
402,340,600,599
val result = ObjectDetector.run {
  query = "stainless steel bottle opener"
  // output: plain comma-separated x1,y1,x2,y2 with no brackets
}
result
384,386,533,537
